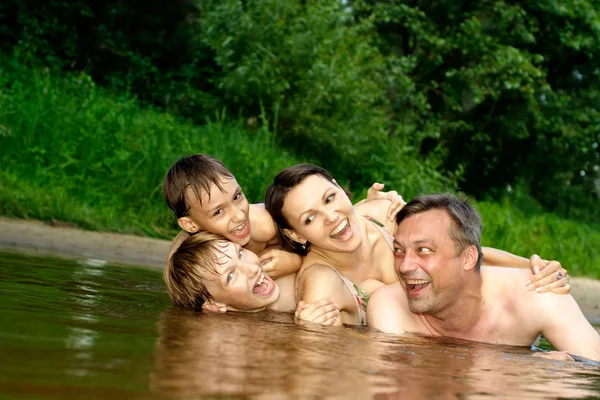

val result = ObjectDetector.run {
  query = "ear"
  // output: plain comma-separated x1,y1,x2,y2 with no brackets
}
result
201,300,228,313
282,228,306,244
462,245,479,271
178,216,200,234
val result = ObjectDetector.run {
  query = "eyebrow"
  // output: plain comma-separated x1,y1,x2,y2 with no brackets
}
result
297,189,334,222
393,238,435,247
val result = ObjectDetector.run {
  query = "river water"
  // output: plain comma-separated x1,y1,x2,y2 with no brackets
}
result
1,251,599,399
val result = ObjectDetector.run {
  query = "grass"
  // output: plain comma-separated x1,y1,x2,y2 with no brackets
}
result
1,63,599,277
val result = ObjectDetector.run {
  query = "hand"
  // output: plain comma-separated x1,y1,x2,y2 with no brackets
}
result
259,248,302,280
294,299,340,326
525,254,570,294
366,182,406,222
531,350,575,362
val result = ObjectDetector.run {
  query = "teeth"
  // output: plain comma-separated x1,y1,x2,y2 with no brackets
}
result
406,279,429,285
330,219,348,237
255,273,264,287
232,222,246,232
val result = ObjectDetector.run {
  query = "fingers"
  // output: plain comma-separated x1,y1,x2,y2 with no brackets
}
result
294,299,340,325
527,266,570,293
552,283,571,295
534,276,570,293
386,191,406,221
366,182,385,200
529,254,544,275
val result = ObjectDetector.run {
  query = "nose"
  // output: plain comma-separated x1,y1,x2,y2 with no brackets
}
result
242,261,260,278
323,208,339,225
232,204,245,223
395,252,417,277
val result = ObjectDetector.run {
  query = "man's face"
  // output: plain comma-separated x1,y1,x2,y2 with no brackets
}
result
181,177,251,246
392,209,464,314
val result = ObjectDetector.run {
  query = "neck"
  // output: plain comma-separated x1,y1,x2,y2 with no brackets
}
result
422,273,484,336
267,273,296,312
310,215,373,273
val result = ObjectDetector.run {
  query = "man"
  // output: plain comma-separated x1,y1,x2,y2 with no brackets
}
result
367,193,600,362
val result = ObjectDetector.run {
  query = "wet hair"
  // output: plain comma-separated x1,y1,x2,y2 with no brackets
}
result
165,232,228,310
264,164,339,256
163,154,234,219
395,193,484,269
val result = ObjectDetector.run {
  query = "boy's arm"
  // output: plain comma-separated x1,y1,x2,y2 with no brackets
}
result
248,203,279,243
259,246,303,280
483,250,570,294
535,293,600,362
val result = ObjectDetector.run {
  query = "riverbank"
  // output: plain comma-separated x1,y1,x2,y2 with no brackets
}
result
1,216,599,324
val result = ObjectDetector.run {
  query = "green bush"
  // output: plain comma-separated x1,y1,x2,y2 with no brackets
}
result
0,65,303,237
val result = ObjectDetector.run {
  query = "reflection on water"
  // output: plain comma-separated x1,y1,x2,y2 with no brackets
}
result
1,251,599,399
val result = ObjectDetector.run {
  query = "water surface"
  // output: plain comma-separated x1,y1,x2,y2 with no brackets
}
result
1,251,599,399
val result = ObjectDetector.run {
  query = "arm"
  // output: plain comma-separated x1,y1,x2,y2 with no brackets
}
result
354,183,406,222
248,203,279,243
295,265,358,326
259,246,303,280
483,249,570,294
535,293,600,362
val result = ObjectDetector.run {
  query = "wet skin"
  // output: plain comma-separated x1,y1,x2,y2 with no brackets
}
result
179,177,251,246
202,242,281,312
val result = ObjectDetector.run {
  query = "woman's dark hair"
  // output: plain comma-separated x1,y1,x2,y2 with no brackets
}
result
264,164,337,256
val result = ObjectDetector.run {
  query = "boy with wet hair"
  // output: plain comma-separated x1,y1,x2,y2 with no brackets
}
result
163,154,303,279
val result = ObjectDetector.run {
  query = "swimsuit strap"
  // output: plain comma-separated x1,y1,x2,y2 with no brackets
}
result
295,264,368,326
355,211,395,250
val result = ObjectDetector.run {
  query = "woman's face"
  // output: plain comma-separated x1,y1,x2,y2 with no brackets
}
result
203,242,280,311
281,175,362,253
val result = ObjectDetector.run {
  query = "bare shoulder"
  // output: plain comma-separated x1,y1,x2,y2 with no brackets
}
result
354,199,396,232
296,263,354,309
167,230,190,260
367,282,412,334
249,203,278,243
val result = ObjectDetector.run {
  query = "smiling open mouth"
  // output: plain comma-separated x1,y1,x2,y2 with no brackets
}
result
253,272,274,296
405,279,430,297
230,221,249,238
329,218,352,241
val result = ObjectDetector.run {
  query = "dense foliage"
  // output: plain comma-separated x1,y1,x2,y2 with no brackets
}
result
1,65,598,276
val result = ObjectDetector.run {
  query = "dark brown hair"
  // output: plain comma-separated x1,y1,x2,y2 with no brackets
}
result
163,154,234,219
264,164,338,256
396,193,484,269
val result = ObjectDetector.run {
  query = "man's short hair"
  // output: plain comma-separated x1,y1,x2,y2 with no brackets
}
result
165,232,227,310
163,154,234,219
396,193,484,269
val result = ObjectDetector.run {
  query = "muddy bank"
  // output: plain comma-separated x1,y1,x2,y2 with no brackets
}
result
1,216,599,324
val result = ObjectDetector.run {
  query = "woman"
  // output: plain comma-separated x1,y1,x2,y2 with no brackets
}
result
264,164,570,325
